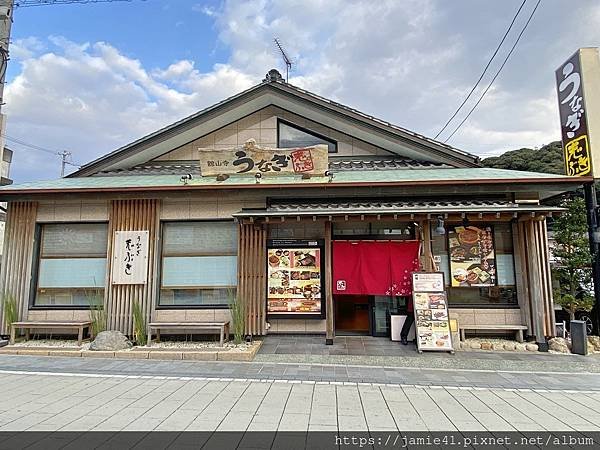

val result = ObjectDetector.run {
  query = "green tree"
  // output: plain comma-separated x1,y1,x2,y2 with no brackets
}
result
482,141,565,175
552,197,594,320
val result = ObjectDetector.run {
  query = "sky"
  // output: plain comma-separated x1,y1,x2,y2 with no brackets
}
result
3,0,600,182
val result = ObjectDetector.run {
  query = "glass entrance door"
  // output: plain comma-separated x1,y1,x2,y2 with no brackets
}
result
370,296,409,336
372,296,394,336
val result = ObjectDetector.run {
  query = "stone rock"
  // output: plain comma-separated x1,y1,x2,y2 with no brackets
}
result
588,336,600,352
492,343,505,351
480,342,493,350
515,343,527,352
503,342,517,351
90,331,132,351
548,337,571,353
525,343,538,352
469,342,481,350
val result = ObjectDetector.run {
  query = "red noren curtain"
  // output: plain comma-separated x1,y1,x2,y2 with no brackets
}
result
333,241,420,296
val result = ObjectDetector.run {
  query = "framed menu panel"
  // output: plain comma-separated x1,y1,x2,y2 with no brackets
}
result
412,272,453,353
267,239,325,319
448,225,496,287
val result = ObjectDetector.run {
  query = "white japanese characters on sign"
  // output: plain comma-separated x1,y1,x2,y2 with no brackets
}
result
111,231,149,285
556,48,600,178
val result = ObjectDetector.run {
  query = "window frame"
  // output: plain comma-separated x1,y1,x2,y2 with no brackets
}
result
277,118,338,154
156,219,238,310
29,221,109,310
434,221,520,309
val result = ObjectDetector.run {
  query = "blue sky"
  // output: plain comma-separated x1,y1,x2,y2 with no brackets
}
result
9,0,226,79
4,0,600,182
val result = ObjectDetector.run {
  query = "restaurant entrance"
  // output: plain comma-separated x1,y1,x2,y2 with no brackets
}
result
334,294,411,337
332,238,420,338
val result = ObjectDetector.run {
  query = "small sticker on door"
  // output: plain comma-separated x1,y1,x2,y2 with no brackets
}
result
336,280,346,291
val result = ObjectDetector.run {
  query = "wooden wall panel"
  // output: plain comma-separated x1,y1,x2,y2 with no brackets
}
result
238,222,266,335
106,199,160,335
0,202,38,335
512,222,532,334
519,217,555,341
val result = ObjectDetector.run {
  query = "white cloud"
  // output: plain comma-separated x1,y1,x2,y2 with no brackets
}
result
4,39,252,180
4,0,600,181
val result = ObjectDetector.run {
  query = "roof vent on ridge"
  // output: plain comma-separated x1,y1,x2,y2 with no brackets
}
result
264,68,284,83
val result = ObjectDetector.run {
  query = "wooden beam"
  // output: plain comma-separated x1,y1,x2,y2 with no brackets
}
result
324,220,334,345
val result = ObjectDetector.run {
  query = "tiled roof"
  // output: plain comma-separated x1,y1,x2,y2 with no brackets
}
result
0,168,580,195
69,74,479,177
94,157,450,177
235,199,564,217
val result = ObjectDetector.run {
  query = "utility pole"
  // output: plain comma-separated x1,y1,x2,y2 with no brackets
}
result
59,150,71,177
0,1,12,186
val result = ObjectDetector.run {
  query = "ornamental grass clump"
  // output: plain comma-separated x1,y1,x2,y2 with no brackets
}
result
228,289,245,345
132,300,147,345
2,292,18,332
86,289,107,337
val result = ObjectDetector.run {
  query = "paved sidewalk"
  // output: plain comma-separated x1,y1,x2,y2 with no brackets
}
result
1,371,600,438
256,335,600,373
2,354,600,390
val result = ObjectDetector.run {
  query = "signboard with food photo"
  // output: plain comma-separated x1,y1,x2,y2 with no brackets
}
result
412,272,453,353
448,225,496,288
267,240,325,318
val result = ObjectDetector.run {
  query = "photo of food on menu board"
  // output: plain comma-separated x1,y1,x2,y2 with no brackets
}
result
448,225,496,287
412,290,453,351
267,247,322,315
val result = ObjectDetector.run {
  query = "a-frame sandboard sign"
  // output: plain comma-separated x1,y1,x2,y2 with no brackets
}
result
412,272,454,354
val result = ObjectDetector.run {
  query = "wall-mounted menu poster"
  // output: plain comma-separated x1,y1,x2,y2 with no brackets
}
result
412,272,453,353
448,225,496,287
267,240,324,318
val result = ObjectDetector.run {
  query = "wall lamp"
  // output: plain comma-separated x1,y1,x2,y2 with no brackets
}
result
255,172,262,184
325,170,334,183
435,215,446,235
180,173,193,185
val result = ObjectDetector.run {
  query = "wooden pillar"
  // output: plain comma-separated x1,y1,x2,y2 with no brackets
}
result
106,199,160,336
0,201,38,335
420,219,434,271
324,220,334,345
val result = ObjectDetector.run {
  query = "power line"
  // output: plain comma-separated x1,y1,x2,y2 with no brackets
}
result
2,133,59,154
443,0,542,143
434,0,528,140
14,0,139,8
2,133,82,175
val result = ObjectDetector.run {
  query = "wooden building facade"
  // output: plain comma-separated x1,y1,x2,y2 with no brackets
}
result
0,70,586,347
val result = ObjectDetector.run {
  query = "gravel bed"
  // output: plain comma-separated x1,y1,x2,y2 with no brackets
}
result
11,339,90,350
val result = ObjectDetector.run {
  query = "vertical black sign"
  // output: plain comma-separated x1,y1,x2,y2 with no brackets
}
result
556,51,592,177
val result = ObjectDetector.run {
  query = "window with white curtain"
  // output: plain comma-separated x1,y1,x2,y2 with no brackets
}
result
34,223,108,306
159,221,238,307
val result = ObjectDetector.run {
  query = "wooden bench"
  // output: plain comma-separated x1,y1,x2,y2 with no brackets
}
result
459,325,528,343
147,322,230,347
10,321,93,346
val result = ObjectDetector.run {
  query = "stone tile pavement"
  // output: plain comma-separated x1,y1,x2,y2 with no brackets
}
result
2,353,600,391
1,371,600,438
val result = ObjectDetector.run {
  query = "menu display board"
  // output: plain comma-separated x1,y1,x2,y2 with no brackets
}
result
412,272,453,353
267,240,324,317
448,225,496,287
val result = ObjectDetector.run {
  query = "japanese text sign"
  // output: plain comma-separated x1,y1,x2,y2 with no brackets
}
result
111,230,149,285
198,140,328,177
556,48,600,178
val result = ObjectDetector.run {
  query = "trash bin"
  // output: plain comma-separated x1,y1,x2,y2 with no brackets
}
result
390,314,415,341
571,320,588,355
